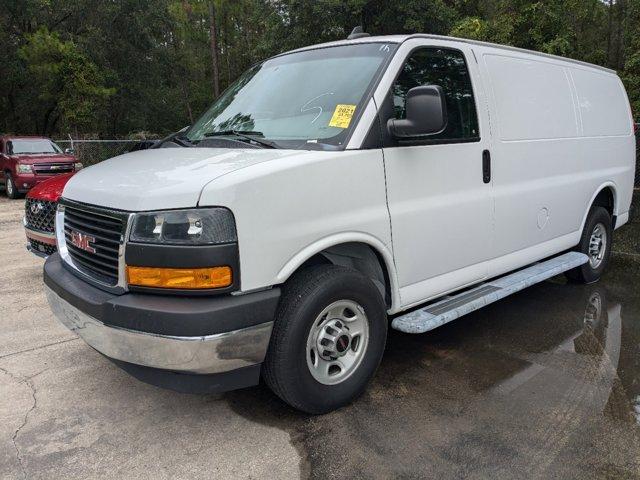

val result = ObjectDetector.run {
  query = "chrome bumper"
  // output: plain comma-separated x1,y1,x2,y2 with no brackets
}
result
45,285,273,374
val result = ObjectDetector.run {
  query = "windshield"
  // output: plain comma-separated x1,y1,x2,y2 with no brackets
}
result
9,139,62,155
187,43,395,149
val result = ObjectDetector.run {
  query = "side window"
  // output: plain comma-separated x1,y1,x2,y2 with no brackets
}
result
392,48,479,142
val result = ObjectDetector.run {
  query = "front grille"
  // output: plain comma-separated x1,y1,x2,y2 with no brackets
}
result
25,198,57,233
63,204,126,285
32,163,74,175
29,239,57,256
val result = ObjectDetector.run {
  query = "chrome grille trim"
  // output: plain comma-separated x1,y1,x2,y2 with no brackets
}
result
32,163,74,175
56,199,133,293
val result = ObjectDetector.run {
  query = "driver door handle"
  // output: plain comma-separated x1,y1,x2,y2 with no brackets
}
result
482,150,491,184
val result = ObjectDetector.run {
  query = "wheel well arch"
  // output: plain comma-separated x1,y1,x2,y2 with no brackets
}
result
277,237,399,312
582,184,618,231
592,186,615,216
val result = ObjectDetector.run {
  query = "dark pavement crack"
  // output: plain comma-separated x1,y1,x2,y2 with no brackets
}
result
0,337,79,360
0,367,42,480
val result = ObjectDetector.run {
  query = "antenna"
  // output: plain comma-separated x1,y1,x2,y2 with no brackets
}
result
347,26,370,40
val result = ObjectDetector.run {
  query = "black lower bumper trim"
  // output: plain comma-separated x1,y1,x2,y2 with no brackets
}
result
109,359,261,394
44,253,280,337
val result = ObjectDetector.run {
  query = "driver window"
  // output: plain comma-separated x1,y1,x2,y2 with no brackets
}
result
392,48,480,142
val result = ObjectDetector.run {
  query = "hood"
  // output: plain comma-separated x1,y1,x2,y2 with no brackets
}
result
62,147,303,211
27,173,75,202
13,153,75,164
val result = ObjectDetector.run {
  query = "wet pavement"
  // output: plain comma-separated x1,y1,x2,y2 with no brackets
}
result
1,195,639,479
228,254,640,479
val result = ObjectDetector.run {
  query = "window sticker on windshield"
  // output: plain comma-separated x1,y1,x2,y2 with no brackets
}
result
328,104,356,129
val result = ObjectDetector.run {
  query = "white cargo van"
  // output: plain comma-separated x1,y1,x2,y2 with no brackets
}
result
44,33,636,413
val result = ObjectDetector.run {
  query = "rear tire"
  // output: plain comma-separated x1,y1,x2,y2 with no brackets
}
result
5,173,19,199
565,206,612,284
263,265,387,414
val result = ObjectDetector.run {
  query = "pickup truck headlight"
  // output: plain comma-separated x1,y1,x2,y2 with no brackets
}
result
74,162,83,170
17,164,32,174
130,208,237,245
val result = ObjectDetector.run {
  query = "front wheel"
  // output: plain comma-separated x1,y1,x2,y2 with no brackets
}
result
263,265,387,414
565,206,612,284
5,173,19,199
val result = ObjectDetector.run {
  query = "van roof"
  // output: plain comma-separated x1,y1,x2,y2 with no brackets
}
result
287,34,616,75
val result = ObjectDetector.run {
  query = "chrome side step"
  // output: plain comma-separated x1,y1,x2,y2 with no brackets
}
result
391,252,589,334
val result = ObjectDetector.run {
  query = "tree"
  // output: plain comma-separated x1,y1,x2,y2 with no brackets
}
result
18,27,114,134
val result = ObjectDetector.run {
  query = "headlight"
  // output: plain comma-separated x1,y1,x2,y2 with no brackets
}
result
130,208,236,245
74,162,83,170
17,164,32,174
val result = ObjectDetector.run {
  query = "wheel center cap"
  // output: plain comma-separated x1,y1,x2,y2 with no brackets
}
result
336,334,350,353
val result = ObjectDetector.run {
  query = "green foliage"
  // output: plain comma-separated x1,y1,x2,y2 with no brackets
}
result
0,0,638,136
19,27,114,132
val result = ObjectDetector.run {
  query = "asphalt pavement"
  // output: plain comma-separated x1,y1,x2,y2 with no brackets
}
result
1,194,639,479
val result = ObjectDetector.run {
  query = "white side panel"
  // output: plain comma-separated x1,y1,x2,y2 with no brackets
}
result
199,150,395,299
483,54,578,141
571,68,632,137
478,46,636,271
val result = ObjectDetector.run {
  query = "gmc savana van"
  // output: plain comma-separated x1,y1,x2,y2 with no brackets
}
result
44,33,636,413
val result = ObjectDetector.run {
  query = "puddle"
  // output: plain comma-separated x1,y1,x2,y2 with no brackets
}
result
227,255,640,479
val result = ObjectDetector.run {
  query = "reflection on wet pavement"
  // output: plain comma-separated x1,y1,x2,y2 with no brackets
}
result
228,256,640,479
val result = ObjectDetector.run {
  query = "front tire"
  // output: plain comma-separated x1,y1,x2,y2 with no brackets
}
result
5,173,19,199
565,206,612,284
263,265,387,414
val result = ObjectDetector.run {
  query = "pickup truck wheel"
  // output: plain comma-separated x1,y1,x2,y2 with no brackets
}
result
263,265,387,414
565,206,612,284
5,173,19,199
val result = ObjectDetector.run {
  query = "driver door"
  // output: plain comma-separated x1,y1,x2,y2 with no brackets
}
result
379,41,494,308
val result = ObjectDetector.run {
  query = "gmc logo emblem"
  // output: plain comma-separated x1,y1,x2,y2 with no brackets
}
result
70,230,96,254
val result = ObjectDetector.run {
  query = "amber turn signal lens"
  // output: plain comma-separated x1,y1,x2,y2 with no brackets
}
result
126,266,232,289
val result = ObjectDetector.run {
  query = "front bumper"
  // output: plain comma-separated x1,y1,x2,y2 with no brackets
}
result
44,253,280,379
14,173,59,192
24,220,57,258
45,285,274,374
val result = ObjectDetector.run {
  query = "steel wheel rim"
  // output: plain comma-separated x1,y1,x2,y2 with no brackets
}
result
306,299,370,386
6,177,13,196
588,222,607,269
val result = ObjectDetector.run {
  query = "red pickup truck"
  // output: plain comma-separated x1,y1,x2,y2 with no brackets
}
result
24,173,74,257
0,135,81,198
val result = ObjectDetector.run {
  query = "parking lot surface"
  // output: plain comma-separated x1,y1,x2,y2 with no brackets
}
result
1,195,639,479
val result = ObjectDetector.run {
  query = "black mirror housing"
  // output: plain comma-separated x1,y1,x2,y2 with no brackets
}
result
388,85,447,139
64,148,75,155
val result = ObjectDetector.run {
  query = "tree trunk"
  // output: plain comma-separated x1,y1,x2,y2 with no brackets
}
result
607,0,614,67
208,2,221,98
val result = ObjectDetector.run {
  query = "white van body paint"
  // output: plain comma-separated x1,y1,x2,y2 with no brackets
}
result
61,34,636,315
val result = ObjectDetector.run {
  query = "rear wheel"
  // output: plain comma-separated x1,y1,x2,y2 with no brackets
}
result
565,206,612,284
263,265,387,414
4,173,19,199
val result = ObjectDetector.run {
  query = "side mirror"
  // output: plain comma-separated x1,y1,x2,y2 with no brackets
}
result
65,148,75,155
388,85,447,139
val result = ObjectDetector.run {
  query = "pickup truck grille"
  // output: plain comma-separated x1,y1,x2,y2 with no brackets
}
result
33,163,74,175
25,198,57,233
63,204,126,285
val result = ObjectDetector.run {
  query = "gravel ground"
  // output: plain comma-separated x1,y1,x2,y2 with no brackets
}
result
1,193,639,479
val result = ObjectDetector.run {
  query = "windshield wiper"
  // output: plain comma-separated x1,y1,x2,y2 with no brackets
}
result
203,130,278,149
154,128,193,148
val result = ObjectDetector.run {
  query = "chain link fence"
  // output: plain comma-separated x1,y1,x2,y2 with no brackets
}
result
55,140,154,167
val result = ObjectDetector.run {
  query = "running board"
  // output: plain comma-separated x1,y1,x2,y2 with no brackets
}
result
391,252,589,334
